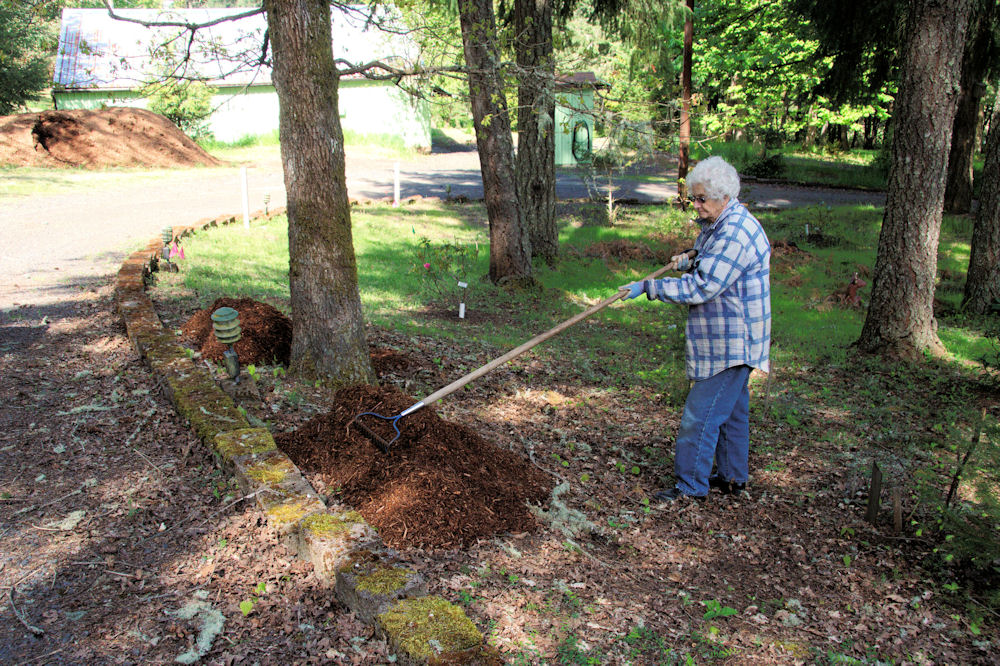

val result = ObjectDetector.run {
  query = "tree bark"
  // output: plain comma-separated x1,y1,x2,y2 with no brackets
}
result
264,0,375,385
963,93,1000,313
944,1,994,214
458,0,533,284
515,0,557,265
857,0,973,358
677,0,694,201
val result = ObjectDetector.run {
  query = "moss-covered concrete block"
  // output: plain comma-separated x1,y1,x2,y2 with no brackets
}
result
214,428,278,466
298,510,378,585
376,596,494,665
261,493,325,537
235,452,322,525
336,550,427,623
168,375,249,443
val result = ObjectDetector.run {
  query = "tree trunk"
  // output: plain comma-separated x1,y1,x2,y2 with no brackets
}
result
857,0,973,359
458,0,532,284
963,93,1000,313
944,1,994,214
515,0,556,265
264,0,375,385
677,0,694,201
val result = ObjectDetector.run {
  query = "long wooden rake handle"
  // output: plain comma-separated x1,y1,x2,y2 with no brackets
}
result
405,251,696,414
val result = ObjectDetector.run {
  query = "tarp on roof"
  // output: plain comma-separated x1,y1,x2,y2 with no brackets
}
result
54,7,417,91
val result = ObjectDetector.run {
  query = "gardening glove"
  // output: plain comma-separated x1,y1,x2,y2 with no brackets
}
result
618,281,646,300
671,252,692,271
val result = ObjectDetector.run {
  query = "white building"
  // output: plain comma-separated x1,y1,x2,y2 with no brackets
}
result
52,7,431,148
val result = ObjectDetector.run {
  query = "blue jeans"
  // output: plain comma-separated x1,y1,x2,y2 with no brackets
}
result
674,365,751,496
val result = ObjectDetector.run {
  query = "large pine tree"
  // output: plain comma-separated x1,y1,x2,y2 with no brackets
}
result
264,0,376,385
857,0,974,357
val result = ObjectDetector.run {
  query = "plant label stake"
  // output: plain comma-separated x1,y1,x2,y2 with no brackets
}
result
353,251,697,453
458,281,468,319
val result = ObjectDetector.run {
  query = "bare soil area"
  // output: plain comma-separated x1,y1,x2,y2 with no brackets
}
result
0,108,221,169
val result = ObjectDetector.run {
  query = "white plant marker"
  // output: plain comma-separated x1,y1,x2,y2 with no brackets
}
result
458,281,468,318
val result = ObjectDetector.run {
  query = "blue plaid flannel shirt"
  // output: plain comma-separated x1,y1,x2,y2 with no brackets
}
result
645,199,771,380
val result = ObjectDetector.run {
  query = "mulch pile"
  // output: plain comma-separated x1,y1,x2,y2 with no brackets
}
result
369,348,421,377
181,297,292,366
0,107,221,168
276,383,554,550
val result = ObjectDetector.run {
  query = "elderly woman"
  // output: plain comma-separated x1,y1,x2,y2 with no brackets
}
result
620,156,771,501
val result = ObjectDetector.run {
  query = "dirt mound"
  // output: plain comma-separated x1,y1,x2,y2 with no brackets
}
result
181,297,292,366
0,108,221,168
276,383,554,550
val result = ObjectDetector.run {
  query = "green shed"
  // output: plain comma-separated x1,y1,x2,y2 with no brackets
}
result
554,72,607,167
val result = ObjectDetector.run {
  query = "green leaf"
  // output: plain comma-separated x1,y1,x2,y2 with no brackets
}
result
239,599,254,616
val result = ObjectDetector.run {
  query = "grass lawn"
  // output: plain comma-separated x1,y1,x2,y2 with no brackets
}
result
148,198,1000,663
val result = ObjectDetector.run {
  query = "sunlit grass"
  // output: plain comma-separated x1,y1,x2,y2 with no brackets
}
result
158,200,992,398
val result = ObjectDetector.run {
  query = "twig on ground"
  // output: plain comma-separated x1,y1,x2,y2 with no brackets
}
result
132,447,164,475
8,587,44,636
1,564,48,591
13,487,84,517
21,649,63,664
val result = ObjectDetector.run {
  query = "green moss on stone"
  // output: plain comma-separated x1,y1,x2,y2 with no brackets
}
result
356,566,415,596
302,511,366,537
265,496,320,525
171,376,248,441
378,596,482,660
245,456,294,484
215,428,277,461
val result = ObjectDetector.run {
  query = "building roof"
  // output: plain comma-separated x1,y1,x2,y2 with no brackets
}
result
54,7,417,91
555,72,609,90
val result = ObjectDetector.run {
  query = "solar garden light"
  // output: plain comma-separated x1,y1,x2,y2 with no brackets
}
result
161,226,173,262
211,307,242,383
264,193,271,215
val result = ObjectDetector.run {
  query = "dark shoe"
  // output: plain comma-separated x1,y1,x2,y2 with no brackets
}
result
653,486,706,502
708,475,746,495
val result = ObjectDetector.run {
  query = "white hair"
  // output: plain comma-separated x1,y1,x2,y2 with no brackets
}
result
687,156,740,201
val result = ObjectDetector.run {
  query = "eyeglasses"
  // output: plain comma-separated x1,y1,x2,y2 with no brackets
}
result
687,195,708,204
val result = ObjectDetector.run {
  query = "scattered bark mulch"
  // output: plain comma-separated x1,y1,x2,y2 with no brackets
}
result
0,108,221,168
181,297,292,366
276,383,554,550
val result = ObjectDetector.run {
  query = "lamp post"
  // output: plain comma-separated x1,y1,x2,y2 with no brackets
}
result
161,226,173,263
211,307,242,383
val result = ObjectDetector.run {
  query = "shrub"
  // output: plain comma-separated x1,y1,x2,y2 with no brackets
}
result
142,78,216,141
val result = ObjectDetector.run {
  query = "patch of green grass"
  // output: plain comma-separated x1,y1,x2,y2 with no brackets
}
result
692,140,887,190
159,198,993,402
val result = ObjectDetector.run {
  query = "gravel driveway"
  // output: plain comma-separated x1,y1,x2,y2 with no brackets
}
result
0,147,884,312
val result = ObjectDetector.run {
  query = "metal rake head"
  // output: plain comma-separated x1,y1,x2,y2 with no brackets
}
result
351,411,402,454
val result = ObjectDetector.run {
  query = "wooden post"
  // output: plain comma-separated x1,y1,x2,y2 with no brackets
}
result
865,462,882,524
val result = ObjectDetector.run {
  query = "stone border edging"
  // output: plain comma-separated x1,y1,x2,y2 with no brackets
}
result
114,210,499,665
